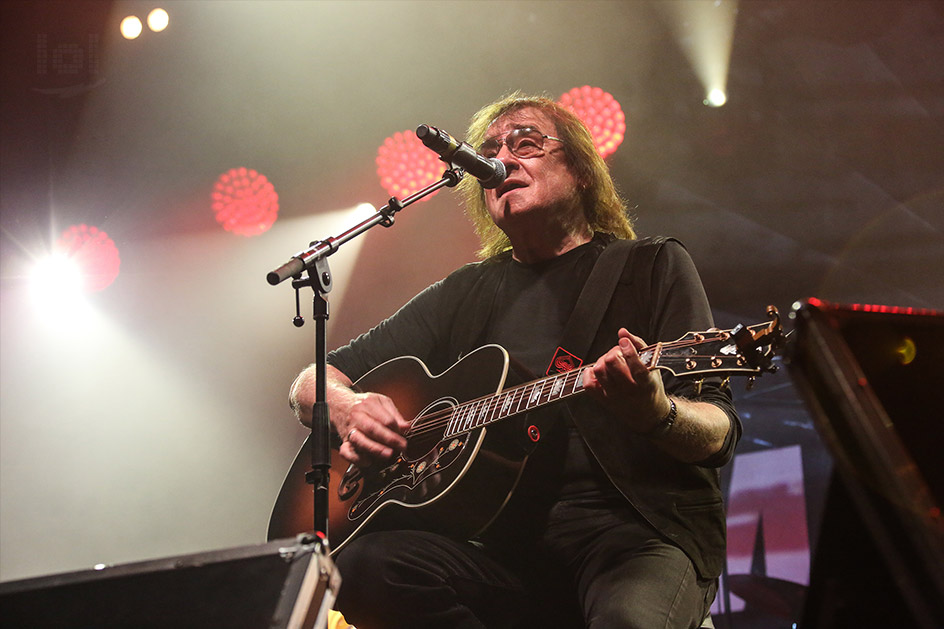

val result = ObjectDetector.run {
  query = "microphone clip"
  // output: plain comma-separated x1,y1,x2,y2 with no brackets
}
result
440,166,464,188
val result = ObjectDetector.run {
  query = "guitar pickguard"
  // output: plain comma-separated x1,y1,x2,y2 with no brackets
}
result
340,394,479,523
343,431,471,522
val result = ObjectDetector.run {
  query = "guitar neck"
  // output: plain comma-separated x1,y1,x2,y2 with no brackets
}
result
443,364,591,438
410,314,782,442
440,342,672,438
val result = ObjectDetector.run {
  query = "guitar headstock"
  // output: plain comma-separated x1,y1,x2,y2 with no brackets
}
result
646,306,785,380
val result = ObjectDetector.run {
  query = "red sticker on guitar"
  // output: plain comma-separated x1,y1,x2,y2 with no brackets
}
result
546,347,583,375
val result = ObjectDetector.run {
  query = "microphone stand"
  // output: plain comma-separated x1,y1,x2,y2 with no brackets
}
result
267,166,465,542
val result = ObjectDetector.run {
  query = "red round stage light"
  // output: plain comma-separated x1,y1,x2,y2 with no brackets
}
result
211,167,279,236
558,86,626,159
55,224,121,292
376,130,444,201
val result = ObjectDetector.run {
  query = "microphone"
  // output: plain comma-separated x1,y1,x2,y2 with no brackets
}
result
415,124,506,189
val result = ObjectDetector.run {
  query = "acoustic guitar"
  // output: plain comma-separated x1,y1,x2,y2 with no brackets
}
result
268,307,784,555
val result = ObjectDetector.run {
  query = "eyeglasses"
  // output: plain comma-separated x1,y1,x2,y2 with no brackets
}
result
479,127,564,160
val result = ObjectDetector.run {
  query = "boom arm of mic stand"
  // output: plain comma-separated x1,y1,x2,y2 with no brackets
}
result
266,167,464,286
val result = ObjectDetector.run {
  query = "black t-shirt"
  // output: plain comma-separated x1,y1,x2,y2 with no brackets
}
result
483,237,622,503
484,240,593,376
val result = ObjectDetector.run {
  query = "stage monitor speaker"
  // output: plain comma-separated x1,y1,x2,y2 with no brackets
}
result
0,535,340,629
788,299,944,628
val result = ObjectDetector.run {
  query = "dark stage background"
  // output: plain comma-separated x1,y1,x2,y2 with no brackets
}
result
2,2,942,626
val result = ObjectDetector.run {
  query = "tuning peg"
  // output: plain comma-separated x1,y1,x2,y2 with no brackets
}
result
746,376,756,391
693,379,704,396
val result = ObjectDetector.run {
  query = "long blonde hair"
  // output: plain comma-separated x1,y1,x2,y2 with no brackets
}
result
457,92,635,259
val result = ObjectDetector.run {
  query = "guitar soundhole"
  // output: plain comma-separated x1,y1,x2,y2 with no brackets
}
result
405,398,456,461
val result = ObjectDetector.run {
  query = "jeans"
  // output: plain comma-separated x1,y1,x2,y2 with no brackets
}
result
334,498,717,629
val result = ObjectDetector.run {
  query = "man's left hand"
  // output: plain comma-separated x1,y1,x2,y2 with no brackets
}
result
582,328,672,434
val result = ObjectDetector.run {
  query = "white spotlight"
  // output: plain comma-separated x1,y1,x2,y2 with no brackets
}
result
705,88,727,107
30,253,84,309
148,8,169,32
120,16,143,40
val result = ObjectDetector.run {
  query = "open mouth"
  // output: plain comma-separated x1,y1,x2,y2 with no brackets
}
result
496,181,526,198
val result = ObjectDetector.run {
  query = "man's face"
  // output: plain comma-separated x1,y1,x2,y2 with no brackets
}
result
482,107,581,233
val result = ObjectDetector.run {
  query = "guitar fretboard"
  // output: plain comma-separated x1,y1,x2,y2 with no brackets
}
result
440,345,660,438
444,365,589,437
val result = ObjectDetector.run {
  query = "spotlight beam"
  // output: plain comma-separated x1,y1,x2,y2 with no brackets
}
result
655,0,739,106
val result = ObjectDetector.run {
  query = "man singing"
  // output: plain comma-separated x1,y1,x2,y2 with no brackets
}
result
290,93,738,628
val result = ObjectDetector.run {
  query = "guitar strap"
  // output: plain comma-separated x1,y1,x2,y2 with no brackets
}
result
448,237,660,373
546,237,652,375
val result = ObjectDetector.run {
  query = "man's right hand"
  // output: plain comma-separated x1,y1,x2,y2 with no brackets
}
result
336,390,410,468
290,364,410,468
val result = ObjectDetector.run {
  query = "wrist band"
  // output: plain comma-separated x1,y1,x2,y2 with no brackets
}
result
646,398,677,439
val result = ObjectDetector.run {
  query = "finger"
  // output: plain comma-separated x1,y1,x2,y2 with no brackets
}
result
349,415,407,454
338,440,365,466
343,428,399,465
377,395,412,434
591,352,614,386
339,440,392,468
614,333,654,380
355,394,409,438
343,426,359,444
618,334,636,358
620,328,647,351
583,366,612,401
600,345,636,384
349,395,409,451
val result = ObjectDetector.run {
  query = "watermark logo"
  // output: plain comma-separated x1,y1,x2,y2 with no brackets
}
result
34,33,102,95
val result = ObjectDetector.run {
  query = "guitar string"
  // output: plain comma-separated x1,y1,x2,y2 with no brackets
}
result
405,324,771,439
402,336,765,440
404,367,589,439
402,337,761,439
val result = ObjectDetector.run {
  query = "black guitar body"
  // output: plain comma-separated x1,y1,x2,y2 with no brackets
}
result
268,345,537,554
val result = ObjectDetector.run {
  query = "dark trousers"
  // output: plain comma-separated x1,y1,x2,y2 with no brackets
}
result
334,499,717,629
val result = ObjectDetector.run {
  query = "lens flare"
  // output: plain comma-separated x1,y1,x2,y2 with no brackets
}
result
376,130,444,201
120,16,143,40
558,86,626,159
55,224,121,292
211,167,280,236
147,8,169,32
